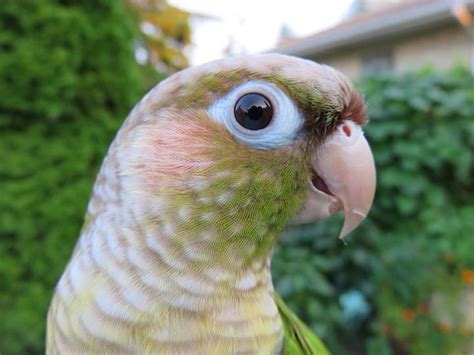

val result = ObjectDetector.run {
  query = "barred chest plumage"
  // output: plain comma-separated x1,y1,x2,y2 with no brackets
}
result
48,210,284,354
46,126,300,353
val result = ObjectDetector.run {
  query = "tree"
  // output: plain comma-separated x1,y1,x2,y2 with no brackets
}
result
128,0,192,72
0,0,153,353
272,67,474,354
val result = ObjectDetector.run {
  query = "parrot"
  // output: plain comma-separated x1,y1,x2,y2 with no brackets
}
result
47,54,376,354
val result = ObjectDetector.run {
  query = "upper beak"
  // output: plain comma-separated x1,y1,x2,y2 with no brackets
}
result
292,120,376,239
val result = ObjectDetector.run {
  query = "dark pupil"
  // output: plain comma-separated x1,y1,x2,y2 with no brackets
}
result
234,93,273,130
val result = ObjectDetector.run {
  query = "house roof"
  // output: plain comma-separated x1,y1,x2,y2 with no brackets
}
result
275,0,474,58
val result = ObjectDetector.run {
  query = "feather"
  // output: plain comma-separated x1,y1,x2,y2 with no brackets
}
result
274,292,330,355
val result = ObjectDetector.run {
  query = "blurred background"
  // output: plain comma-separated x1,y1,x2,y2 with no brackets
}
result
0,0,473,353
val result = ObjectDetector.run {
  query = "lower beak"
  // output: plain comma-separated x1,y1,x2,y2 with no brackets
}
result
292,120,376,239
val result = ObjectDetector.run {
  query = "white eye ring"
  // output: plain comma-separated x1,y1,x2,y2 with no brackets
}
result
207,80,303,150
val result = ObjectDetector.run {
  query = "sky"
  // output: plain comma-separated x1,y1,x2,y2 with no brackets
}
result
169,0,355,65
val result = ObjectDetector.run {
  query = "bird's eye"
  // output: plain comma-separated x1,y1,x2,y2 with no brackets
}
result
234,93,273,130
207,80,303,150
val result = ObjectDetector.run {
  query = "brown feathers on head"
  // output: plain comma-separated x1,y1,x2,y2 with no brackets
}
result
342,89,367,126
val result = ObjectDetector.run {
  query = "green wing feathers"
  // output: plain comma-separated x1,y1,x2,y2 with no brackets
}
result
274,292,330,355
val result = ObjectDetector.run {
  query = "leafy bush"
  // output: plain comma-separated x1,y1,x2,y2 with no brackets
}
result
0,1,149,353
1,2,473,352
272,67,474,354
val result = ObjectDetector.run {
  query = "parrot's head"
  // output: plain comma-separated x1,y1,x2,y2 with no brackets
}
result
117,54,375,268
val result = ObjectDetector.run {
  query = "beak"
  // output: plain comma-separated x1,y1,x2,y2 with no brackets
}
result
292,120,376,239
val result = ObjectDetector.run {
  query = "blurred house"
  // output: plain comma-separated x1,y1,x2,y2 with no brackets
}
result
275,0,474,77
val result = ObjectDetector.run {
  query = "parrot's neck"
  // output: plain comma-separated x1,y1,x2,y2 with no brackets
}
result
51,143,309,353
57,204,284,353
126,217,284,352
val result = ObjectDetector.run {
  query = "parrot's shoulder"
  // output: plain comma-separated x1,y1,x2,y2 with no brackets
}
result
274,292,330,355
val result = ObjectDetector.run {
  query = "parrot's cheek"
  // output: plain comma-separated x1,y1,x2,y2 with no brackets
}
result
291,120,376,239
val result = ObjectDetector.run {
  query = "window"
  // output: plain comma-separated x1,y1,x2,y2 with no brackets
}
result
362,50,394,75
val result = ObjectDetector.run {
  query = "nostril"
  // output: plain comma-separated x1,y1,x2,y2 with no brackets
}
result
342,124,352,137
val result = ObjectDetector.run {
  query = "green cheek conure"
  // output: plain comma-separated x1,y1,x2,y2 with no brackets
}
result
47,54,376,354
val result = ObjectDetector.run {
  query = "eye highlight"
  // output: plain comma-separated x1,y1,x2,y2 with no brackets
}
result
234,93,273,131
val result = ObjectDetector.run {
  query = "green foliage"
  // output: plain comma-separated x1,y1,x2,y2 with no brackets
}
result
131,1,192,71
272,67,474,354
1,3,472,352
0,1,159,353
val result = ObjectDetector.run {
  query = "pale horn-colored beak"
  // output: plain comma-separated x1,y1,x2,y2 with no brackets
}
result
292,120,376,239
